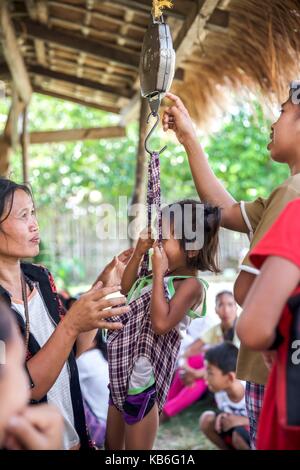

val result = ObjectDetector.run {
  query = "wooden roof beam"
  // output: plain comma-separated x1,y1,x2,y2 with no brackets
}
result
206,8,230,33
33,87,120,114
0,1,32,104
25,0,49,66
104,0,185,20
28,126,126,144
48,1,145,34
18,20,140,70
174,0,221,65
28,65,133,99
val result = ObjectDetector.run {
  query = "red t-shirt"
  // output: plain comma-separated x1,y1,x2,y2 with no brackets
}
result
250,199,300,450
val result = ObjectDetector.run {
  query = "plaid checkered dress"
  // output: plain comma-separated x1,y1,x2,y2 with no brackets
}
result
107,151,181,413
107,282,180,413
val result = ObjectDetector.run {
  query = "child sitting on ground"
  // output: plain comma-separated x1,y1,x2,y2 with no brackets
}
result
200,342,250,450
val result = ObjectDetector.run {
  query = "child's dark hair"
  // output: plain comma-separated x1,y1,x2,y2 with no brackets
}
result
215,290,234,304
0,178,33,227
205,342,238,374
162,199,221,273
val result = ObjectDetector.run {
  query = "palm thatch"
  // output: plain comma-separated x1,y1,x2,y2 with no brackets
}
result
173,0,300,125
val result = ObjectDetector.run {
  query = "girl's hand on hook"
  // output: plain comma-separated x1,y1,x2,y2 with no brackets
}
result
163,93,197,145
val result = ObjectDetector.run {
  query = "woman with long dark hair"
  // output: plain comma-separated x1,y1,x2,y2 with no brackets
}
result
0,178,131,449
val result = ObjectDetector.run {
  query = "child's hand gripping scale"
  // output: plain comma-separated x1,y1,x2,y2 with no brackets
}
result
139,0,176,116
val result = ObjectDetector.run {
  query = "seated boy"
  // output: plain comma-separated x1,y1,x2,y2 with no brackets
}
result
199,342,250,450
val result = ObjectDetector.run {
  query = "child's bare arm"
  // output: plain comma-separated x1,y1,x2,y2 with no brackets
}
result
121,228,154,295
237,256,300,350
150,246,203,335
162,93,249,234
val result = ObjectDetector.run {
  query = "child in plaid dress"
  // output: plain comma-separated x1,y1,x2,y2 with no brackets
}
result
106,200,221,450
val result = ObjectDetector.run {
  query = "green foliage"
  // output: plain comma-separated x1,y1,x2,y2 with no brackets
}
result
1,94,290,286
205,104,289,200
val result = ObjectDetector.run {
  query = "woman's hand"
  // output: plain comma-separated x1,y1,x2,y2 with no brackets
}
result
64,282,129,336
4,405,64,450
162,93,197,144
134,228,154,259
95,248,134,287
151,244,168,277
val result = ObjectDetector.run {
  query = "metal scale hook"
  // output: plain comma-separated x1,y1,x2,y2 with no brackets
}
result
144,110,167,157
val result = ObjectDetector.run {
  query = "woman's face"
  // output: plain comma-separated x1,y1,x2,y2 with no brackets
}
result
216,294,237,327
0,320,30,446
0,190,40,259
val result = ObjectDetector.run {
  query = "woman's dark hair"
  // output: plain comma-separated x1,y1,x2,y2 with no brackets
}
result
162,199,221,273
94,330,108,361
215,290,234,304
0,178,33,228
205,342,238,374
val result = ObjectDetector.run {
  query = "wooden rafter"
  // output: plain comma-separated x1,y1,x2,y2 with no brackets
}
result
48,1,145,34
33,87,120,114
25,0,48,66
0,1,32,104
28,126,126,144
174,0,221,65
19,19,140,70
28,65,134,99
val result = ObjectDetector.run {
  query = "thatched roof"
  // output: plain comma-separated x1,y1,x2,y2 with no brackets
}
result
173,0,300,124
0,0,300,125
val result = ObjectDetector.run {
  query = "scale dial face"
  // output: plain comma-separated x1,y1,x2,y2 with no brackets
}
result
139,22,175,99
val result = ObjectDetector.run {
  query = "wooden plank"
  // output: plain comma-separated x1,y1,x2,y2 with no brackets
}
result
19,19,140,70
174,0,220,65
28,64,133,99
50,14,142,50
33,86,120,114
48,1,145,33
0,1,32,104
0,138,11,177
206,8,230,33
105,0,185,20
29,126,126,144
25,0,48,66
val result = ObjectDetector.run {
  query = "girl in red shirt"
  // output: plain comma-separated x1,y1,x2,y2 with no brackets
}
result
237,199,300,449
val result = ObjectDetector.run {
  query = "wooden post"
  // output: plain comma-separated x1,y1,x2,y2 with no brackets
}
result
0,1,32,104
21,107,29,184
128,96,149,246
0,138,11,177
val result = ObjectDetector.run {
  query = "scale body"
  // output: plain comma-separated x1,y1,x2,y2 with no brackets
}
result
139,19,176,115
